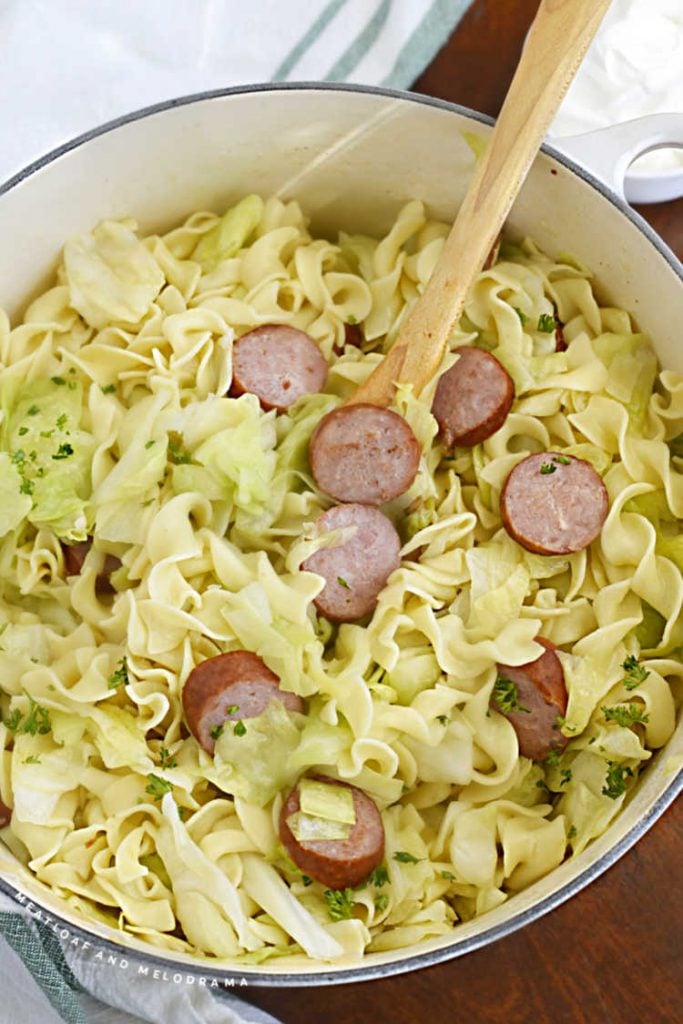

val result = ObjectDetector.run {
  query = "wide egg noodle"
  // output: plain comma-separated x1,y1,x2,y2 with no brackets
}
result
0,197,679,964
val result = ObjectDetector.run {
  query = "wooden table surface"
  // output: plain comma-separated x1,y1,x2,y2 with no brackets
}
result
250,3,682,1022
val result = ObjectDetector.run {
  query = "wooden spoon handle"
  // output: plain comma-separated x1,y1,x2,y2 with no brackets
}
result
347,0,611,408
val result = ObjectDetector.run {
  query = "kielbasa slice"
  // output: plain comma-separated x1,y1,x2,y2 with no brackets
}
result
495,638,569,761
182,651,304,755
62,539,121,596
280,776,385,889
309,404,420,505
231,324,328,411
302,504,401,622
0,800,11,828
500,452,608,555
431,347,514,448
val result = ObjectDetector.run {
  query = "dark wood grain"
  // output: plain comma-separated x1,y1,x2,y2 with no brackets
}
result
248,3,682,1020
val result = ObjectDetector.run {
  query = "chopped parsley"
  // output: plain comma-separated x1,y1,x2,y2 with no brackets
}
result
17,695,51,736
436,714,449,725
50,376,66,386
19,478,34,495
552,454,571,465
336,576,350,589
514,307,529,326
52,442,74,460
11,449,25,465
17,426,28,436
108,656,129,689
159,746,177,769
545,747,561,768
539,461,557,475
233,720,247,737
621,655,649,691
3,708,22,732
537,313,556,333
225,704,239,715
40,430,53,439
23,755,41,765
369,865,389,888
301,874,313,887
602,703,649,728
493,674,530,715
27,405,40,416
145,774,173,801
602,761,634,800
145,440,156,449
210,724,224,741
567,825,577,840
56,413,68,430
559,768,573,787
324,888,355,921
101,383,116,394
440,870,456,882
168,433,192,465
393,851,421,865
346,314,357,325
374,893,389,913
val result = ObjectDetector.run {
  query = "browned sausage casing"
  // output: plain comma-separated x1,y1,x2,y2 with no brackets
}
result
302,503,401,622
431,347,514,448
231,324,328,411
62,538,121,596
495,637,569,761
0,800,11,828
309,404,420,505
182,651,304,755
280,776,385,889
500,452,608,555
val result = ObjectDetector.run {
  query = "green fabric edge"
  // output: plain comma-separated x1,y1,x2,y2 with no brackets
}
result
324,0,392,82
381,0,475,90
0,913,87,1024
272,0,349,80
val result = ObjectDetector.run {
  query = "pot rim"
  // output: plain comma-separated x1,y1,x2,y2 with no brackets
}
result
0,80,680,988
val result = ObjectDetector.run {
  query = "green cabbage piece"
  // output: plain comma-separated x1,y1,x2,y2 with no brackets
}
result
624,491,683,573
299,778,355,824
633,602,667,650
210,701,303,806
94,435,168,543
0,454,32,537
3,378,94,540
63,220,165,329
593,332,657,433
192,195,264,272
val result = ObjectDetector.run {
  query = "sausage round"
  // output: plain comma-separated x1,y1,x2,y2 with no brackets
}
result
500,452,609,555
309,404,420,505
279,776,385,889
62,539,121,596
333,321,364,357
431,347,514,448
182,651,304,755
495,638,569,761
231,324,328,411
0,800,11,828
302,504,401,621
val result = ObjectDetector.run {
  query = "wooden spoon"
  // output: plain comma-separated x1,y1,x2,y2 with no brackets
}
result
347,0,612,408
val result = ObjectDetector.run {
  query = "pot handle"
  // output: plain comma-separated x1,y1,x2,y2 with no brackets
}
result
550,113,683,202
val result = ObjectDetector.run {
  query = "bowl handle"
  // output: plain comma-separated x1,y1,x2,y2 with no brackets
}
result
550,113,683,204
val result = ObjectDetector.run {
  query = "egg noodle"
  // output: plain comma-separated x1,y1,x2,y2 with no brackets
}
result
0,195,681,964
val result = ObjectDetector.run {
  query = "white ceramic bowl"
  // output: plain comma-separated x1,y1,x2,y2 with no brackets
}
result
0,85,681,985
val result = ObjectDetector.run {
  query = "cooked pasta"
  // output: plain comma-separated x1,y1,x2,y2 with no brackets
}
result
0,195,681,964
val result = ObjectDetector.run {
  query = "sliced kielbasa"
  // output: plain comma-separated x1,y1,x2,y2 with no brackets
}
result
231,324,328,411
302,503,401,622
333,321,364,357
279,776,385,889
431,347,514,448
0,800,11,828
555,318,567,352
182,651,304,755
309,404,420,505
495,637,569,761
500,452,608,555
62,539,121,596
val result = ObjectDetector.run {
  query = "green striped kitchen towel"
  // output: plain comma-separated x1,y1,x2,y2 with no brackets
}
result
0,1,474,1021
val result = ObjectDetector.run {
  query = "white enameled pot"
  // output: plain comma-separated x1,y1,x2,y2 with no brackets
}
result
0,85,681,986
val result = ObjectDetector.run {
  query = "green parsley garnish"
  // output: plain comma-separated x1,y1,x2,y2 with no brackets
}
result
27,405,40,416
159,746,177,769
324,888,355,921
602,703,649,728
621,655,649,691
11,450,25,465
301,874,313,887
168,433,192,465
514,307,529,326
210,724,224,741
17,426,28,436
537,313,556,333
567,825,577,840
225,704,239,715
19,478,34,495
545,747,561,767
23,755,41,765
145,774,173,801
393,851,421,865
336,576,350,589
369,865,389,888
3,708,22,732
559,768,573,786
17,695,51,736
436,714,449,725
347,314,357,325
145,440,155,449
539,461,557,475
552,454,572,465
602,761,634,800
233,720,247,737
493,674,530,715
40,430,53,439
50,376,66,386
107,656,129,689
374,893,389,913
440,870,456,882
52,442,74,460
56,414,68,430
101,384,116,394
